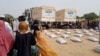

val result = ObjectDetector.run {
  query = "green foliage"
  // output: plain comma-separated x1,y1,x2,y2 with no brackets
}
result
83,12,99,20
76,16,80,19
4,14,13,23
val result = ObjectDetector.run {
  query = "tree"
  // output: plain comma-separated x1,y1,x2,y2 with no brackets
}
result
83,12,99,20
83,12,99,29
4,14,14,23
76,16,84,22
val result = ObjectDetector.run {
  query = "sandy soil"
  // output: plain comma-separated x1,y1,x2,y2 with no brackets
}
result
43,29,100,56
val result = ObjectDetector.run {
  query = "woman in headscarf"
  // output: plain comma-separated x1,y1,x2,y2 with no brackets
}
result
32,19,57,56
36,31,57,56
0,20,14,56
13,21,37,56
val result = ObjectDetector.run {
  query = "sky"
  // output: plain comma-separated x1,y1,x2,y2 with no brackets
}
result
0,0,100,18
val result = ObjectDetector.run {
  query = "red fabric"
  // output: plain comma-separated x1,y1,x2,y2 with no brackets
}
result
0,20,14,56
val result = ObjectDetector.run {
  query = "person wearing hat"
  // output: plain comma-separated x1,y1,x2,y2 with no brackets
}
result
0,15,14,56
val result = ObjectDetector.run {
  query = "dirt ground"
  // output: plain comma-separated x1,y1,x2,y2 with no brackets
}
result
43,29,100,56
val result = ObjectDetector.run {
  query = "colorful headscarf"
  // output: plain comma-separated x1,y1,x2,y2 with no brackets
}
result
0,20,14,54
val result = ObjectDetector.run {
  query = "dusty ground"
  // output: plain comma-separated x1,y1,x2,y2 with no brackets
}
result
43,29,100,56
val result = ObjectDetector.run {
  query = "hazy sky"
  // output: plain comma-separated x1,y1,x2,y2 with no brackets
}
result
0,0,100,17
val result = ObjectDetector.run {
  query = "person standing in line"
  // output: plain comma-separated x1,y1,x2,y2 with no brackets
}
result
0,15,14,39
0,19,14,56
13,15,30,32
0,15,15,56
32,19,57,56
13,21,37,56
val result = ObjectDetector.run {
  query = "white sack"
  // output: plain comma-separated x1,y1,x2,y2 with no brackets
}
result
95,44,100,52
58,29,63,32
65,32,71,34
56,38,67,44
55,32,61,35
49,34,57,38
75,31,81,34
88,37,99,42
86,33,93,36
70,37,81,42
51,29,56,32
74,34,83,38
61,34,69,38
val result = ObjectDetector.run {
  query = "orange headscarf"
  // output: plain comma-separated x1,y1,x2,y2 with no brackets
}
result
18,21,28,33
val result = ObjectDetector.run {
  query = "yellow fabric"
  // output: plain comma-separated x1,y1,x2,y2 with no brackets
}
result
36,31,57,56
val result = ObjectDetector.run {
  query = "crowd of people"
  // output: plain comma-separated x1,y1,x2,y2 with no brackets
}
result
0,14,100,56
0,15,57,56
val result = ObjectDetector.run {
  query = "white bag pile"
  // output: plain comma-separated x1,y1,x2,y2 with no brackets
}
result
86,33,93,36
56,38,67,44
95,32,99,35
67,29,71,31
70,37,82,42
75,31,81,34
51,29,56,32
55,32,61,35
49,34,57,38
95,44,100,52
65,31,71,34
88,37,99,42
74,34,83,38
61,34,69,38
58,29,63,32
82,29,89,33
46,32,51,36
89,29,95,32
43,30,48,33
74,29,79,31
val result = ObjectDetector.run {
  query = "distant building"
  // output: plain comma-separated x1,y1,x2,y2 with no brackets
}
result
56,8,77,22
30,6,56,22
